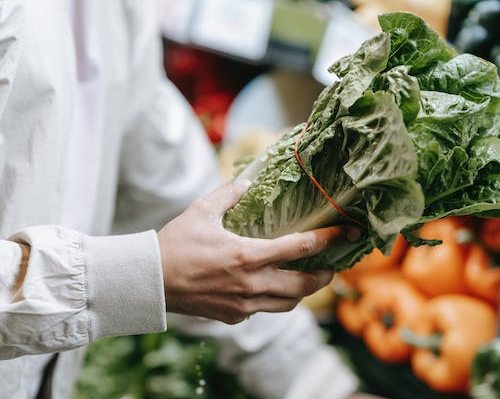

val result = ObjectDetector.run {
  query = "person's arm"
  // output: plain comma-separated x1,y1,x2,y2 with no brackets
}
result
0,2,166,360
1,184,345,361
0,1,355,364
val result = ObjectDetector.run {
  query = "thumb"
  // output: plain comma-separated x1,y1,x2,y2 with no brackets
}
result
248,225,362,266
203,180,251,215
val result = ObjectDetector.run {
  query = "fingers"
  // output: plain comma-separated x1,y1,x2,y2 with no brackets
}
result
241,295,300,314
238,266,333,298
219,295,301,324
246,225,361,266
167,293,300,325
198,181,251,215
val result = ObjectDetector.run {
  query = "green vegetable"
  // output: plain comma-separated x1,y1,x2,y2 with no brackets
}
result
223,12,500,271
72,332,251,399
377,12,456,74
471,339,500,399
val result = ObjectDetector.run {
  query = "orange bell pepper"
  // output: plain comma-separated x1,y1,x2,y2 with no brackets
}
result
464,244,500,305
402,218,470,297
335,271,404,336
357,278,426,363
340,234,407,287
465,244,500,304
403,295,497,394
481,218,500,252
337,299,365,336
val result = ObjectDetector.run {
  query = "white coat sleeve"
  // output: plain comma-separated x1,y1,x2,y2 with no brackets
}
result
0,2,166,359
0,227,166,360
112,1,219,234
0,0,21,181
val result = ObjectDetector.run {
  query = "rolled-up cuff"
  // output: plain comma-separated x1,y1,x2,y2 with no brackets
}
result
83,230,167,340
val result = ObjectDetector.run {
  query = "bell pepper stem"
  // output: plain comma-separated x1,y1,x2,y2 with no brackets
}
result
400,328,442,353
382,313,394,329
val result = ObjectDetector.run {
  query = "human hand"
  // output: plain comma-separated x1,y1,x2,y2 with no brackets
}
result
158,182,358,324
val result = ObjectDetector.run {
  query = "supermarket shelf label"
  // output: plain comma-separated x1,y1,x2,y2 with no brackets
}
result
190,0,274,60
159,0,197,43
313,3,376,86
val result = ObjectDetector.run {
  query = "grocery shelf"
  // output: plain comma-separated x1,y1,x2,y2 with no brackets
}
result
160,0,367,82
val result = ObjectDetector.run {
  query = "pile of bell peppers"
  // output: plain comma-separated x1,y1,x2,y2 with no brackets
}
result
334,217,500,396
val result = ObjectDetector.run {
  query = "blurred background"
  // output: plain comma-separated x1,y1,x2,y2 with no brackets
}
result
72,1,500,398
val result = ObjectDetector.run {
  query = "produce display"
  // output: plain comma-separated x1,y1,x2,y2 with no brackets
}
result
72,332,250,399
223,12,500,272
333,217,499,397
357,277,426,364
401,218,472,297
73,8,499,399
405,295,496,393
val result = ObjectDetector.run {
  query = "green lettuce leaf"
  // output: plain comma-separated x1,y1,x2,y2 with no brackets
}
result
417,54,500,102
378,12,456,74
408,91,489,205
223,12,499,272
224,90,423,271
417,53,500,138
422,136,500,220
372,65,420,124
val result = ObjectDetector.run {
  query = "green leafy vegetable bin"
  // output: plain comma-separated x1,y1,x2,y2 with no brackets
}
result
223,12,500,272
72,332,251,399
471,338,500,399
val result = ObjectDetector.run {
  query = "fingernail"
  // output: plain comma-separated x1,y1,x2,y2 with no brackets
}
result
346,227,361,242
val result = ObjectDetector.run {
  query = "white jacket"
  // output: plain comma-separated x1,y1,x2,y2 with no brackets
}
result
0,1,357,398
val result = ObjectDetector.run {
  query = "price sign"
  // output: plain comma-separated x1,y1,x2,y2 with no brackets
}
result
313,3,376,86
190,0,274,60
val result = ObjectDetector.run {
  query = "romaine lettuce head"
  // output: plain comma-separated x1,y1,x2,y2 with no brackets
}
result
223,12,500,271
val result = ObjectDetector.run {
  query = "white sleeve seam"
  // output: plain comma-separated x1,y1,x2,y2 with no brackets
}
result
79,234,92,344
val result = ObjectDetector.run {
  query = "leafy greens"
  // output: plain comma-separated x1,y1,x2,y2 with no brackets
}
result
223,12,500,271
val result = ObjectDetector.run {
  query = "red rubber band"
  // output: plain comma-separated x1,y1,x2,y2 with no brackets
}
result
294,125,361,226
